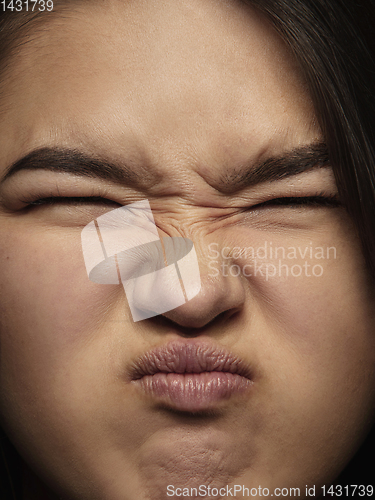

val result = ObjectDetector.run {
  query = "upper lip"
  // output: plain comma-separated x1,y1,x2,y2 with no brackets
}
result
130,340,252,380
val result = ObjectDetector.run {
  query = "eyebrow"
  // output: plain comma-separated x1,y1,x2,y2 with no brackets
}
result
1,148,148,187
217,141,330,193
0,142,330,191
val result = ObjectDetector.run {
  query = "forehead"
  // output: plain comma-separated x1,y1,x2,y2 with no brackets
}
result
0,0,320,184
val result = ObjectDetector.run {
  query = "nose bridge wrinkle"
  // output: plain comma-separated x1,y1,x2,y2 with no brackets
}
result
81,199,248,327
81,199,202,322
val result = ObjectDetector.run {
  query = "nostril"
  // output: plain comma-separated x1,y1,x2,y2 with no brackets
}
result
156,259,247,329
157,309,241,334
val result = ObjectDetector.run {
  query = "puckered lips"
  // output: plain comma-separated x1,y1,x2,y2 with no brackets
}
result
130,340,253,412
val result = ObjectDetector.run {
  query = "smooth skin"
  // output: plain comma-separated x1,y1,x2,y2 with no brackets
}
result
0,0,374,499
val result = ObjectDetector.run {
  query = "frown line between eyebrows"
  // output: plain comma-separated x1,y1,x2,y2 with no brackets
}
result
0,142,330,193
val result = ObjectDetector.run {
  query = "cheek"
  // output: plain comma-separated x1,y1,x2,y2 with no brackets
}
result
230,227,375,422
0,226,128,401
230,221,375,357
0,225,140,474
265,246,375,363
227,230,375,484
1,223,123,323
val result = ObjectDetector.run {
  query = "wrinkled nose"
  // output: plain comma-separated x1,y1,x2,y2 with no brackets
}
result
81,201,246,328
161,268,246,329
127,237,246,328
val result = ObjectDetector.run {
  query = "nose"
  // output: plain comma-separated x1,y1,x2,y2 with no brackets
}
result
161,265,246,328
129,238,246,329
81,200,246,328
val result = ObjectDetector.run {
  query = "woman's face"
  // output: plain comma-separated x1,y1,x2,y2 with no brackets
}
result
0,0,374,498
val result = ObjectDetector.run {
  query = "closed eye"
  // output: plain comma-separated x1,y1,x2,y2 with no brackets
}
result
255,195,341,209
23,196,120,207
22,194,341,210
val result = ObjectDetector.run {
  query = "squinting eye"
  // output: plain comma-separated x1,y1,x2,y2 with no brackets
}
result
16,195,123,226
23,195,341,210
25,196,120,207
255,195,341,208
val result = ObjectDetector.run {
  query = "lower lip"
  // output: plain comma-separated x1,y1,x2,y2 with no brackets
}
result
133,372,251,412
